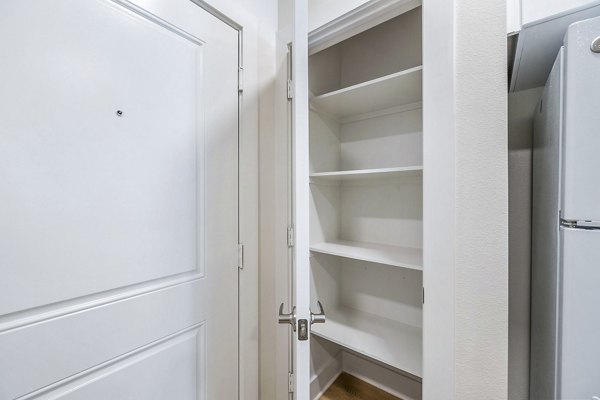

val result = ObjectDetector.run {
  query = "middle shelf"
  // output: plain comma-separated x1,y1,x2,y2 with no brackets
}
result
310,166,423,183
310,240,422,270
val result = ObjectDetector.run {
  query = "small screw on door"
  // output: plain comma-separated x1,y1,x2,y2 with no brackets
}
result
591,37,600,53
115,110,124,117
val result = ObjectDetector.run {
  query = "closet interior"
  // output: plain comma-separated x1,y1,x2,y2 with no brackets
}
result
307,6,424,399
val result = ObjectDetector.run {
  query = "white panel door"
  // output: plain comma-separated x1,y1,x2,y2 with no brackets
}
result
559,228,600,399
0,0,239,398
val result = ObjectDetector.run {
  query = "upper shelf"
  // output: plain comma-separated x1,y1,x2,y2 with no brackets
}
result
311,66,423,118
310,166,423,183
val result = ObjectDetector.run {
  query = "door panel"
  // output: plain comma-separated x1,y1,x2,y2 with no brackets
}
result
0,281,204,399
37,327,205,400
0,0,239,398
559,228,600,399
561,18,600,222
0,0,203,316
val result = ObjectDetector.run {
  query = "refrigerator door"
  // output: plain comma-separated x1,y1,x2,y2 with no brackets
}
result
562,17,600,222
559,227,600,399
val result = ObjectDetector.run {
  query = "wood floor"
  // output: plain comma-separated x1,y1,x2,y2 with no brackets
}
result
321,373,403,400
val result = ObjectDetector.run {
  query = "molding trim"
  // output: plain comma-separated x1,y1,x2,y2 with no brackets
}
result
342,350,421,399
0,273,202,333
310,351,343,400
20,324,204,399
308,0,421,55
310,349,422,400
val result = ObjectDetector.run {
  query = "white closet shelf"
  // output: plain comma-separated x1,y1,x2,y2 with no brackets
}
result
312,305,422,378
310,240,422,270
311,66,423,118
310,166,423,182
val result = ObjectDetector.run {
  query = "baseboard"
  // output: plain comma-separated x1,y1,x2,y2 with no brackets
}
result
311,352,343,400
310,346,422,400
342,351,422,400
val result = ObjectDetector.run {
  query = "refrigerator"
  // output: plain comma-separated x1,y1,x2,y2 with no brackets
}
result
531,16,600,400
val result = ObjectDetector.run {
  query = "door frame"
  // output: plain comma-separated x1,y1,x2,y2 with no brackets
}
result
185,2,260,400
283,1,423,398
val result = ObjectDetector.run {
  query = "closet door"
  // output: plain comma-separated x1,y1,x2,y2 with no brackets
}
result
0,1,240,398
286,1,314,399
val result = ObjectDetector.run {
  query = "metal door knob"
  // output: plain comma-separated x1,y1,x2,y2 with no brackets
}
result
310,301,326,325
278,303,297,331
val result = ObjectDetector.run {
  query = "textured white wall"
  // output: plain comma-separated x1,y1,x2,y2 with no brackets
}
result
454,0,508,398
424,0,508,398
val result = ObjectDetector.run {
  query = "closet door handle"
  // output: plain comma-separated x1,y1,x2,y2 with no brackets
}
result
278,303,297,331
310,301,326,325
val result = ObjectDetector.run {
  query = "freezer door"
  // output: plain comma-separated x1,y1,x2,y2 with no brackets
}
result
562,17,600,222
559,227,600,399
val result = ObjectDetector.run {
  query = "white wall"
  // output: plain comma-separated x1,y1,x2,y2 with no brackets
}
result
454,0,508,398
424,0,508,399
522,0,599,25
260,2,295,400
508,87,543,400
258,34,294,400
509,0,600,29
209,0,278,29
200,1,279,400
507,0,521,33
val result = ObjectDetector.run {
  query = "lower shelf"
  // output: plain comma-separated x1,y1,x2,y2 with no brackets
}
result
311,306,422,378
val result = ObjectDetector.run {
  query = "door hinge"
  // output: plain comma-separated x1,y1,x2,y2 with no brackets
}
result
287,226,294,248
422,287,425,304
288,372,294,393
287,79,293,100
238,67,244,93
238,244,244,270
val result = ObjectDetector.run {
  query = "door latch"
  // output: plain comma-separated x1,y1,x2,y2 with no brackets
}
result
298,301,326,341
298,319,309,340
279,302,326,340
